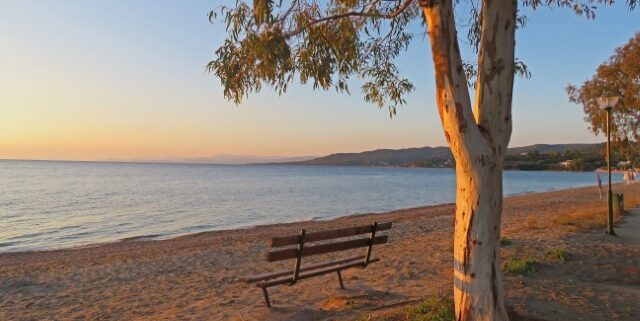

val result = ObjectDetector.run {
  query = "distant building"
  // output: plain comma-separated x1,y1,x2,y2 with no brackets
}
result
619,160,632,168
559,160,574,167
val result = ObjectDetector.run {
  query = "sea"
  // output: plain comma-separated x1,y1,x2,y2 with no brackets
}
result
0,160,622,253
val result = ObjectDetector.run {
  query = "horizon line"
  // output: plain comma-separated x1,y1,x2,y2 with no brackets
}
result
0,141,606,165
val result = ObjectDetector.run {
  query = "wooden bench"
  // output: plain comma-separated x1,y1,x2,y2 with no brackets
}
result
242,221,392,307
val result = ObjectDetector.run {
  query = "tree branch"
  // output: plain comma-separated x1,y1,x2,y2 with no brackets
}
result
282,0,415,38
423,0,488,165
474,0,517,158
273,0,299,26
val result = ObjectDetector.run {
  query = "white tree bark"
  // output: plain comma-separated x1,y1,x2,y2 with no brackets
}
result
422,0,516,320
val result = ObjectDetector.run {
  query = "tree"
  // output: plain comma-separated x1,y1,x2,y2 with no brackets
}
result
209,0,636,320
568,33,640,152
613,138,639,165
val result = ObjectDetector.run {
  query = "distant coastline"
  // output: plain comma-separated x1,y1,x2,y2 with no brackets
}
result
2,142,622,171
269,143,616,172
1,160,621,253
2,182,633,255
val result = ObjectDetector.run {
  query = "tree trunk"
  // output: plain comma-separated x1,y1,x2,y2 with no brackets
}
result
453,160,508,321
422,0,516,320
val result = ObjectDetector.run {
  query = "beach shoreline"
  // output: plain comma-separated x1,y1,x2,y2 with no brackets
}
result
0,181,612,256
2,183,640,320
3,160,625,254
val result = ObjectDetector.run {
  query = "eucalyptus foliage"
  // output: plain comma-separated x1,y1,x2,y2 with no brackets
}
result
208,0,636,116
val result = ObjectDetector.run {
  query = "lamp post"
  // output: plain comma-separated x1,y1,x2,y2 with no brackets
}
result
598,96,620,235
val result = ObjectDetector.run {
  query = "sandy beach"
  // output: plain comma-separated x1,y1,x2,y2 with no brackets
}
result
2,183,640,321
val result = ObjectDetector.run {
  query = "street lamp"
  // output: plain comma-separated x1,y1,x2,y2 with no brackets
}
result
598,96,620,235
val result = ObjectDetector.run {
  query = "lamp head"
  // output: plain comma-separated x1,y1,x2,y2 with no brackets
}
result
598,96,620,110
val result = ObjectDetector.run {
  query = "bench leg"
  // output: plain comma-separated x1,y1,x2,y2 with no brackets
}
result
261,287,271,308
336,270,345,289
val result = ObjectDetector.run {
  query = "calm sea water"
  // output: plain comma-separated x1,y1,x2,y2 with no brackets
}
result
0,160,622,252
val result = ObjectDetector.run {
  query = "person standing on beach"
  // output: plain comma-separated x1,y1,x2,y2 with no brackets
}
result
597,173,603,199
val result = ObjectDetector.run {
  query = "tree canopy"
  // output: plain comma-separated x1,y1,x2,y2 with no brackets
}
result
209,0,636,116
568,32,640,148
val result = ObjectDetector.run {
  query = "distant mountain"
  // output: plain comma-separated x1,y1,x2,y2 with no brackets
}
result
180,154,317,165
112,154,317,165
279,143,603,168
281,146,453,167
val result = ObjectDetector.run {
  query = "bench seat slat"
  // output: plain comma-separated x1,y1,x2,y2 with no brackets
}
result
256,258,380,288
270,222,392,247
267,235,388,262
242,254,366,283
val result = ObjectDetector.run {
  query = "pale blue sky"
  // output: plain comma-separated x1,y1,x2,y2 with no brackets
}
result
0,1,638,160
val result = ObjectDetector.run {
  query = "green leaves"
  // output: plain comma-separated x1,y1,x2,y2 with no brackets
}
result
514,59,531,80
463,59,530,88
297,18,359,91
361,28,414,116
208,0,419,114
207,28,293,104
208,0,635,114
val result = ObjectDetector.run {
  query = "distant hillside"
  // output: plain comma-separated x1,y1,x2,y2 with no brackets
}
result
280,143,605,170
284,146,453,167
505,143,601,155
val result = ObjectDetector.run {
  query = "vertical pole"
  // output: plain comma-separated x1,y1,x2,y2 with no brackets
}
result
291,229,305,284
364,222,377,267
606,107,616,235
262,287,271,308
336,271,345,289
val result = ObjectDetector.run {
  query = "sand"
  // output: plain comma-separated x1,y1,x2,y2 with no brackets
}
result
1,183,640,321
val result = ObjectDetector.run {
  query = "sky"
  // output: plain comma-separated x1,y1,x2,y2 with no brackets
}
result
0,1,638,161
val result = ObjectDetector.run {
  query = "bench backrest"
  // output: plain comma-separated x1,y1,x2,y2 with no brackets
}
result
267,221,391,264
